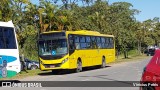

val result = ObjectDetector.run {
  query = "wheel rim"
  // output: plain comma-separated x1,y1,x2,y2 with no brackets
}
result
102,58,106,68
77,61,82,72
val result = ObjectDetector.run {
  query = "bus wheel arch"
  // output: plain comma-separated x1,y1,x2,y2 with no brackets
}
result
101,56,106,68
76,58,82,73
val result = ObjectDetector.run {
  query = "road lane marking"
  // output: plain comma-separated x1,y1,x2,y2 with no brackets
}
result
81,79,89,81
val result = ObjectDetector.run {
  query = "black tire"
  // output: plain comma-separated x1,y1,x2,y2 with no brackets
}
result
30,65,38,70
101,57,106,68
142,86,155,90
76,60,82,73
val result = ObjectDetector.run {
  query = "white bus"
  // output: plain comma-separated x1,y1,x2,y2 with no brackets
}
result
0,21,21,78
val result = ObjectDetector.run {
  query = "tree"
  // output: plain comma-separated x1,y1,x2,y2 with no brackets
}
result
0,0,12,21
108,2,139,58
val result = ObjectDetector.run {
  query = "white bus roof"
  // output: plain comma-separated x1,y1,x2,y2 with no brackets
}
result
0,20,14,27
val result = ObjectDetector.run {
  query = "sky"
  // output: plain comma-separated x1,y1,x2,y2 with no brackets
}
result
108,0,160,22
31,0,160,22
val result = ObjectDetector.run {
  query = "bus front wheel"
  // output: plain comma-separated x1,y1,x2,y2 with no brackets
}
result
76,60,82,73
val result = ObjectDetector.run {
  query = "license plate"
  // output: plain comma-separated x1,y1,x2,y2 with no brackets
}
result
50,65,55,68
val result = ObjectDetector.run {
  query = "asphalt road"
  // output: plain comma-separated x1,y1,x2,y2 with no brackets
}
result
1,57,152,90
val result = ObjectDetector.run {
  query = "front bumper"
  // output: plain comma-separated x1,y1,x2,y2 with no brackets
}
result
39,56,70,70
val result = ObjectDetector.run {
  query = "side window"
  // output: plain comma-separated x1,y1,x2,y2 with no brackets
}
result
0,27,17,49
101,37,105,48
105,38,109,48
109,37,114,49
91,36,96,41
101,37,105,43
68,34,75,50
80,36,85,43
80,36,86,49
91,36,96,49
75,35,79,43
86,36,91,43
96,37,101,49
96,37,100,43
3,29,9,48
86,36,91,49
74,35,80,49
8,30,15,48
80,43,87,49
0,28,5,48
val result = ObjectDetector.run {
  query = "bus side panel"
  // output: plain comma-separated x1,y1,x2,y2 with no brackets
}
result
68,48,115,68
99,49,106,65
92,49,100,66
82,50,94,67
69,49,96,68
68,53,77,69
0,51,20,78
106,49,115,64
74,50,89,67
68,50,85,69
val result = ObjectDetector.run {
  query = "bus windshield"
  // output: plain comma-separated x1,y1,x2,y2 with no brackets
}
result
38,39,68,56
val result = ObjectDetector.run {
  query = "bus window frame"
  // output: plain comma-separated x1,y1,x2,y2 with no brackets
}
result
0,27,17,49
68,34,114,50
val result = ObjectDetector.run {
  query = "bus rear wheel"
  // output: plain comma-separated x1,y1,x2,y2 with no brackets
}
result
101,57,106,68
76,60,82,73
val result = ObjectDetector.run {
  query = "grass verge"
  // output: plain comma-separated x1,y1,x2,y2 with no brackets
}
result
109,54,150,65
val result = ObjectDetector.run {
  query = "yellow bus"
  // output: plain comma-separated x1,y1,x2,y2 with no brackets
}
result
38,30,115,73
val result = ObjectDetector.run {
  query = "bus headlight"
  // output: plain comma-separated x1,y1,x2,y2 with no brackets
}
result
62,58,68,64
40,60,44,65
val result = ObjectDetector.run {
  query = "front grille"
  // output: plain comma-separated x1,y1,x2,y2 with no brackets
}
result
44,63,61,68
40,55,64,60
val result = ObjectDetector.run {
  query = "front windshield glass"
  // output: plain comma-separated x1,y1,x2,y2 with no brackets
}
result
39,39,68,56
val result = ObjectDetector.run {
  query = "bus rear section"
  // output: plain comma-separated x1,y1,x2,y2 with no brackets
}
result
0,21,21,78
